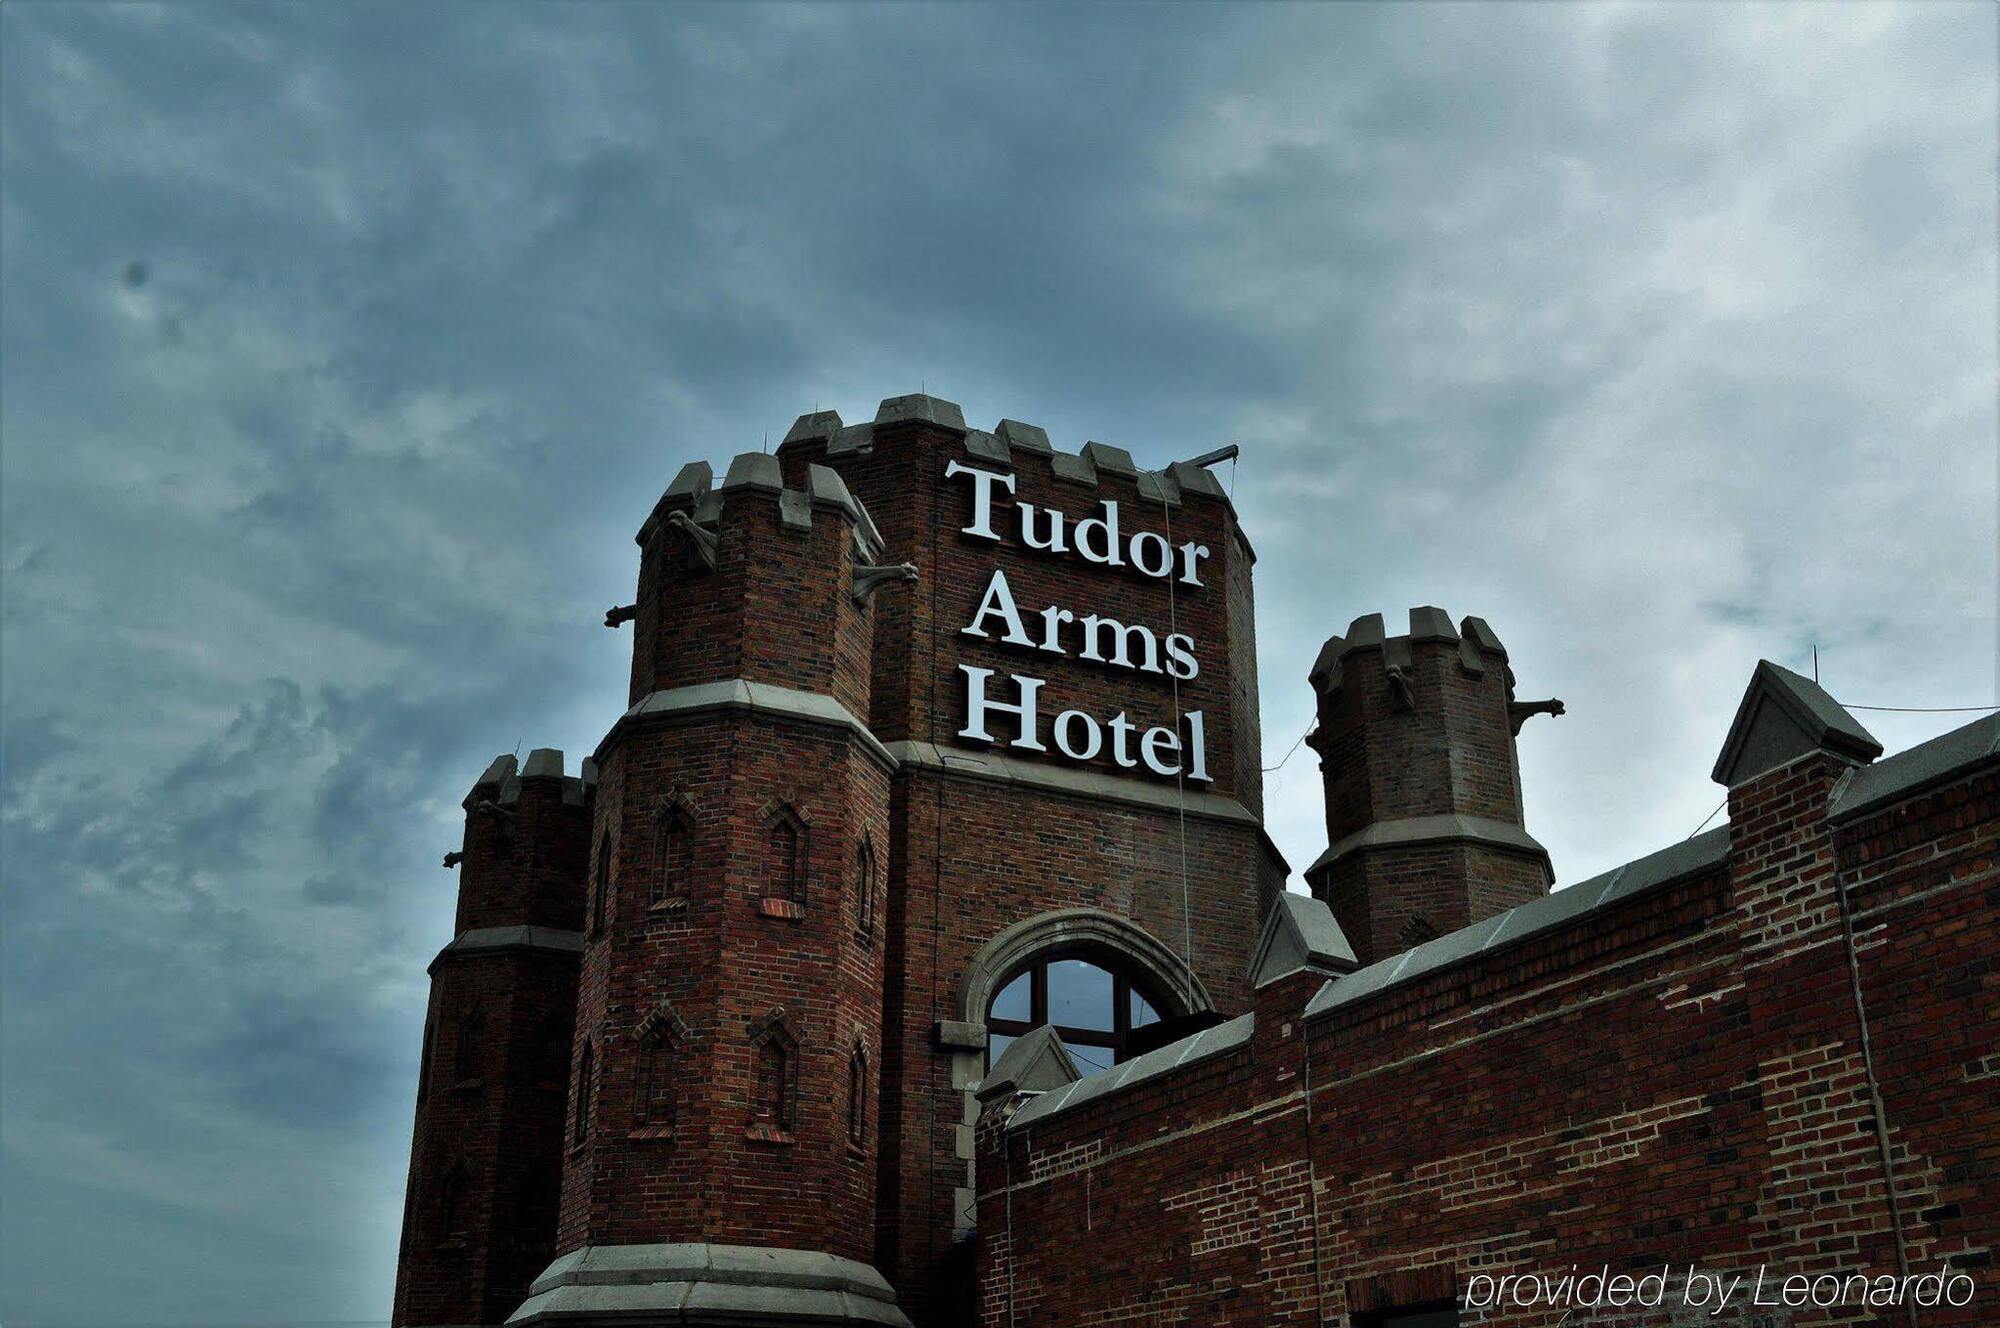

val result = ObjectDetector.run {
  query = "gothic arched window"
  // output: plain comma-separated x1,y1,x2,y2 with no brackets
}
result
635,1011,683,1132
854,834,878,940
572,1040,595,1149
417,1018,436,1105
537,1014,570,1088
847,1040,868,1148
454,1009,485,1083
439,1159,468,1243
984,955,1166,1075
652,803,693,906
589,832,612,938
747,1010,798,1137
756,1038,792,1131
763,806,806,908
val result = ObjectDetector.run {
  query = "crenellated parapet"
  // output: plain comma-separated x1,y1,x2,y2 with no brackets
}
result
452,748,595,936
620,449,901,720
394,748,594,1328
1305,607,1555,966
778,394,1237,519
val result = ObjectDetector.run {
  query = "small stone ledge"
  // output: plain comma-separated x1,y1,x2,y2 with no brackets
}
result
1303,813,1553,881
428,926,584,975
933,1020,987,1052
885,740,1290,874
511,1243,910,1328
597,681,897,773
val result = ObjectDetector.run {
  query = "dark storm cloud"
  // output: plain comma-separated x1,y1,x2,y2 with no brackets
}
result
3,4,1992,1324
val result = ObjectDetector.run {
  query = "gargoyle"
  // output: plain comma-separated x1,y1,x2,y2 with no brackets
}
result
442,850,464,868
666,510,719,572
1386,665,1417,713
604,604,638,628
1508,697,1565,735
852,562,919,606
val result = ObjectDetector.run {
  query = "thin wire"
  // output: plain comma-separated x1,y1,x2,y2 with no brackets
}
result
1687,798,1727,840
1839,702,2000,713
1157,487,1194,975
1264,720,1315,773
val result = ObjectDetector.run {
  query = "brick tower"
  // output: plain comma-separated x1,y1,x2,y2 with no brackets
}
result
509,453,908,1326
394,749,593,1326
1303,607,1559,967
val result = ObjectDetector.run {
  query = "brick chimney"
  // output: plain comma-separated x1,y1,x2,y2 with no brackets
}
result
1303,607,1558,967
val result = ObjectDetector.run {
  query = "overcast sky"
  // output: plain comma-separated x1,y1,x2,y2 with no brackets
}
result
2,4,1994,1324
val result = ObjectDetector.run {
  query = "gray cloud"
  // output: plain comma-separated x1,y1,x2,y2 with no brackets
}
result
3,3,1993,1324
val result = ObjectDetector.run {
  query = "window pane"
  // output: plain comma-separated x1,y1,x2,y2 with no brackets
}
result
1130,989,1161,1028
1062,1037,1115,1075
986,1033,1015,1071
990,973,1032,1023
1046,960,1114,1031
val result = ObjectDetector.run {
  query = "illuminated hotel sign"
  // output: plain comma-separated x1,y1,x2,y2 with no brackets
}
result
944,460,1212,782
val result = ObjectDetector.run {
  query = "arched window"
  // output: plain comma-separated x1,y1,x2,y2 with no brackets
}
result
984,955,1166,1075
538,1014,571,1087
764,808,806,907
454,1009,485,1083
439,1159,468,1243
636,1022,679,1131
846,1040,869,1148
417,1019,436,1105
854,835,877,940
589,832,613,938
652,804,693,906
572,1040,594,1148
756,1037,792,1131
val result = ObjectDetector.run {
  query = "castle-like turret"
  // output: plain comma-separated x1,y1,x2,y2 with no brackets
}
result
394,750,593,1326
1303,607,1559,967
509,454,908,1328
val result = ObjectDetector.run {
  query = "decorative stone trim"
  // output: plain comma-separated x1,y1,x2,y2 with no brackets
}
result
427,926,583,975
758,898,805,920
509,1243,912,1328
596,681,898,772
1303,812,1553,881
954,906,1213,1028
886,740,1290,875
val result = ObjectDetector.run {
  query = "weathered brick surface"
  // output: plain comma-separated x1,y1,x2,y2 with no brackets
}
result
979,749,1999,1326
394,767,589,1326
1306,626,1551,967
398,409,1280,1327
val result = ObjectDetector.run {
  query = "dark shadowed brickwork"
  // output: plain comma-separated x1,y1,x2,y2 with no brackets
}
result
391,393,1997,1328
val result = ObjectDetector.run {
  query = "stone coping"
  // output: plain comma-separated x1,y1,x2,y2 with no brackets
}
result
1005,1012,1255,1132
597,681,899,772
508,1243,909,1328
887,740,1289,874
1303,826,1731,1021
429,926,583,974
1303,813,1551,880
1828,712,2000,823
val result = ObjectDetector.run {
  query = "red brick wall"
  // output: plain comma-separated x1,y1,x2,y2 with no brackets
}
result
1308,628,1548,966
978,750,1999,1326
394,769,589,1327
783,416,1284,1325
560,480,891,1265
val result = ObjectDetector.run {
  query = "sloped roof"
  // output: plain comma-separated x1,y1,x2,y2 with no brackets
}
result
1712,660,1883,787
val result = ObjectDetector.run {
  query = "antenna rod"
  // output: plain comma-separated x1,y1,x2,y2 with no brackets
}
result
1188,444,1239,469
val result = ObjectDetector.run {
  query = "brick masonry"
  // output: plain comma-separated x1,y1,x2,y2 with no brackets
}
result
976,741,1999,1326
391,393,1997,1328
